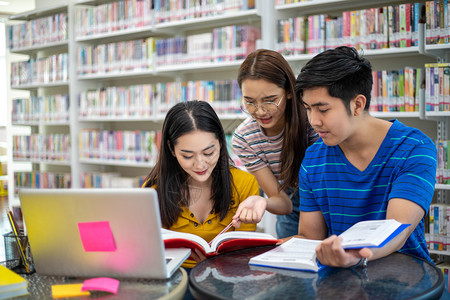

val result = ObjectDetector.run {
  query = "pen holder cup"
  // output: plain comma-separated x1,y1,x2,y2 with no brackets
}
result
3,232,34,274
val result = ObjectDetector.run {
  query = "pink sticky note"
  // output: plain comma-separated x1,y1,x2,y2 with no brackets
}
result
78,221,116,252
81,277,120,294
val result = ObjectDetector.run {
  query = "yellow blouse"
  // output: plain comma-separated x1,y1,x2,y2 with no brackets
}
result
152,167,259,268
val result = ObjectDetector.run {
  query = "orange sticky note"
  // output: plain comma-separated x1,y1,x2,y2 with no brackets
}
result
82,277,120,294
78,221,116,252
52,283,90,298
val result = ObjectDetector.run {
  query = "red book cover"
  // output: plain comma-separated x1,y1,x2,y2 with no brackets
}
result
163,230,279,258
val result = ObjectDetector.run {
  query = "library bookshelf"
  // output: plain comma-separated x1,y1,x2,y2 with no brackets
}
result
5,0,450,240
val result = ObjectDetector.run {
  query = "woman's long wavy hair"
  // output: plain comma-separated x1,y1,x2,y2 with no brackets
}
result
237,49,308,190
144,100,233,228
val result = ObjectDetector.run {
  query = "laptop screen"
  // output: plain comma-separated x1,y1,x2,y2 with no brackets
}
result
19,188,188,279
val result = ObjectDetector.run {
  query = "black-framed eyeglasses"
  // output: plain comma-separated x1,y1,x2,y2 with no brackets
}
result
240,95,284,115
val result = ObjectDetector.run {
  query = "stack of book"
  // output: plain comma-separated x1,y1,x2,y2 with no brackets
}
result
0,264,28,299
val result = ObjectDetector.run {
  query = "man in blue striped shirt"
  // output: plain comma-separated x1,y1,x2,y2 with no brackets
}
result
294,46,437,267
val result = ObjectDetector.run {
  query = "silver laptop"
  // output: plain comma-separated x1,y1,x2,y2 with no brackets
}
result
19,188,190,279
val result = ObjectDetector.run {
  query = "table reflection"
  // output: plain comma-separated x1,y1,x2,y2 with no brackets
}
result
190,246,443,300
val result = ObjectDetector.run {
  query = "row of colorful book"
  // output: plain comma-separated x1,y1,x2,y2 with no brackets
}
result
10,53,68,86
437,168,450,185
12,134,71,162
14,172,72,191
436,262,450,293
75,0,254,38
76,25,259,75
427,203,450,251
8,13,67,50
156,25,260,65
80,172,146,188
11,66,424,124
78,80,242,119
72,67,426,118
75,0,153,37
370,68,421,113
425,0,450,45
11,95,69,124
78,129,159,164
425,63,450,112
437,139,450,184
77,38,155,75
154,81,242,116
153,0,255,23
276,2,447,55
275,0,312,4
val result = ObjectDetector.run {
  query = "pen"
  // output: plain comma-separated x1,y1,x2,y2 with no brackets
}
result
7,209,30,272
208,217,239,246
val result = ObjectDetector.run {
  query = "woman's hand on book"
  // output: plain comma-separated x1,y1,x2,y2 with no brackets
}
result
315,235,372,268
233,195,267,226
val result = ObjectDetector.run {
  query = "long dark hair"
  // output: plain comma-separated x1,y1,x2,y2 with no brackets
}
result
237,49,308,190
144,100,232,228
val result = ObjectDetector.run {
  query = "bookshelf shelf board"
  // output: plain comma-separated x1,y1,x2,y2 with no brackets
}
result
154,9,260,33
435,184,450,190
12,121,70,126
363,47,420,58
429,249,450,256
216,113,246,120
425,44,450,51
9,41,69,56
79,158,155,168
371,112,421,118
76,26,159,43
9,2,68,21
276,0,412,16
12,158,71,166
8,195,20,208
11,82,69,90
425,112,450,118
152,113,244,123
78,116,157,122
157,60,244,74
77,69,156,80
285,53,317,63
75,0,122,5
285,48,420,64
0,175,8,180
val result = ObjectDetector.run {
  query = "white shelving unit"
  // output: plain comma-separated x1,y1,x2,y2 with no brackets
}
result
6,1,450,238
6,2,70,208
0,142,7,197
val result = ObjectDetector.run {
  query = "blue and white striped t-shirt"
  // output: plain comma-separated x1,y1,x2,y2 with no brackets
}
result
299,120,437,262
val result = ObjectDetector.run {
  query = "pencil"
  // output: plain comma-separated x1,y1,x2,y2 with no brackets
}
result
6,209,30,272
208,217,239,246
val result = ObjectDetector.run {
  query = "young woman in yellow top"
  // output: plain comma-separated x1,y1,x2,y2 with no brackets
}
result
143,100,259,268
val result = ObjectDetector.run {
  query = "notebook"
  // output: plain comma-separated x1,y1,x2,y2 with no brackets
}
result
19,188,190,279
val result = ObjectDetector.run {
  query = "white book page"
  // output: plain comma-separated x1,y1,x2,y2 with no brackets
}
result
210,231,276,250
252,238,321,266
340,219,400,248
161,229,212,252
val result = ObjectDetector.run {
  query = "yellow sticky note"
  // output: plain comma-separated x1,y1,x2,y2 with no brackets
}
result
52,283,91,298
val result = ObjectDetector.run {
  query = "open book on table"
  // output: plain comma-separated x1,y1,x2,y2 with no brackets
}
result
248,219,410,272
162,229,280,257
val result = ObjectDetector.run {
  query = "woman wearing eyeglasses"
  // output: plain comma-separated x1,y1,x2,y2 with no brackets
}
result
231,49,317,238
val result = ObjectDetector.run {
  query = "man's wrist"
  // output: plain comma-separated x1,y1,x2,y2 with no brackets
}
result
351,257,368,268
